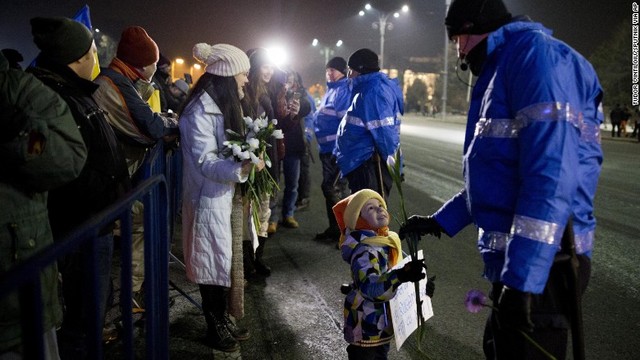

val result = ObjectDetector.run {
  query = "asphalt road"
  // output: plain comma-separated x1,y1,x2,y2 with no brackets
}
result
105,114,640,359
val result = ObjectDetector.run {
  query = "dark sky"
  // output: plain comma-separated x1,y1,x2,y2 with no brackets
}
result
1,0,628,86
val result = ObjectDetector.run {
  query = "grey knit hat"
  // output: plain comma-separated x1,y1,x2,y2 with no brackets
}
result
193,43,250,77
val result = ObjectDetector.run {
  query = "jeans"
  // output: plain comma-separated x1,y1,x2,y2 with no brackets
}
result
297,144,311,201
281,153,301,218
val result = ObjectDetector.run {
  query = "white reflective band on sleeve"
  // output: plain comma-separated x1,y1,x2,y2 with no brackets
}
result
345,115,396,130
574,230,595,254
319,108,338,117
510,215,563,246
345,115,365,127
478,228,511,251
317,134,337,144
474,102,601,143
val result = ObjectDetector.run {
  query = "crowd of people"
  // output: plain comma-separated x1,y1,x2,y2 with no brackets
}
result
1,0,610,359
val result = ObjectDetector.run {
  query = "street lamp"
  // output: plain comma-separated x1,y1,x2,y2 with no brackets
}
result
358,3,409,69
312,38,343,65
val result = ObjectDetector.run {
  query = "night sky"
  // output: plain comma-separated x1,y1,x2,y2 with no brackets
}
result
1,0,628,86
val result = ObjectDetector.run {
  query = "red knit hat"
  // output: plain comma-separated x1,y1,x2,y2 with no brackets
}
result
117,26,159,68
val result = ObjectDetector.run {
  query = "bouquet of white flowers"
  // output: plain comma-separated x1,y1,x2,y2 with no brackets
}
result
221,114,283,231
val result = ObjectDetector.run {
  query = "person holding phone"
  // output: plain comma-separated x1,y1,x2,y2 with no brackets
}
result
276,68,311,229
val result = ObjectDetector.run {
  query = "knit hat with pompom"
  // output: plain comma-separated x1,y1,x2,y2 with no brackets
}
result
193,43,250,77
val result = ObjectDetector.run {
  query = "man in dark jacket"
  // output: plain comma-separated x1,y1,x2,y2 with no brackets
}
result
0,50,87,359
28,16,131,358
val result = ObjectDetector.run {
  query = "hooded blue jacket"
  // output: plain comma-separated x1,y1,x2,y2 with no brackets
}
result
334,72,404,176
433,20,603,294
313,77,351,154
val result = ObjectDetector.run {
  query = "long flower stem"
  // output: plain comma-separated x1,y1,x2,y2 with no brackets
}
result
518,330,557,360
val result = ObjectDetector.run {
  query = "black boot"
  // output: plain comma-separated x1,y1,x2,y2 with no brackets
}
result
204,313,240,352
221,312,250,341
200,285,239,352
254,236,271,276
242,240,256,279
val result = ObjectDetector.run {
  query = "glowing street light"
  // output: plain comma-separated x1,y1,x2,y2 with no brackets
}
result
172,57,187,82
358,3,409,69
312,38,344,65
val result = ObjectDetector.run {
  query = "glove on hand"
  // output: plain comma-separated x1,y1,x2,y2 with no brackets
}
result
497,286,534,333
399,215,442,239
396,259,426,284
425,276,436,298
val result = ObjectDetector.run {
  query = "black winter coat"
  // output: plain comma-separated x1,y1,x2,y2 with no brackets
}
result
29,58,131,237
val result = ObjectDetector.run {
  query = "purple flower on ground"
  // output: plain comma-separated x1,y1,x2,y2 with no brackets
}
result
465,289,488,313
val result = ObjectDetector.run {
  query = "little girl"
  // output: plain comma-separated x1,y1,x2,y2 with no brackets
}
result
333,189,426,359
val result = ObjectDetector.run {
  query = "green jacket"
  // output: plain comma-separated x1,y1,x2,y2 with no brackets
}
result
0,52,87,352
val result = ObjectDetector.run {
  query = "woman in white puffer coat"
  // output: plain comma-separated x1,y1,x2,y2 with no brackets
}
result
179,43,264,353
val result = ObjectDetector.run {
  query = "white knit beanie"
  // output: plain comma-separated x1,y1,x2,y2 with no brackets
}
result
192,43,250,76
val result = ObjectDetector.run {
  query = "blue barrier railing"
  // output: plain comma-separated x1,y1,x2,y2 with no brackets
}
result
0,141,179,359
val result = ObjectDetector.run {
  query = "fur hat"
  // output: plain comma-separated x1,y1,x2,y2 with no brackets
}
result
30,17,93,65
347,48,380,75
445,0,512,39
326,56,347,75
116,26,159,68
193,43,250,77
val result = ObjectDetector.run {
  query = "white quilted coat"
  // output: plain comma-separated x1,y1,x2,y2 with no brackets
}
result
179,91,257,286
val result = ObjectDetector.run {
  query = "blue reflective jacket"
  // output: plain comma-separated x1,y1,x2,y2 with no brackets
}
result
335,72,404,176
433,20,603,293
314,77,351,154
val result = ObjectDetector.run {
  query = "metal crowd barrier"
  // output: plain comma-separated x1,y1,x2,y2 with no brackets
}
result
0,141,181,359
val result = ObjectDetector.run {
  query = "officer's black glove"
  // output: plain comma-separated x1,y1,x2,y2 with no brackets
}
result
399,215,443,239
425,276,436,298
396,259,426,284
497,286,534,333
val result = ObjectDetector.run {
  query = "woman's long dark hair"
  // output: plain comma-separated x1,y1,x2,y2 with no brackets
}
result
181,72,244,135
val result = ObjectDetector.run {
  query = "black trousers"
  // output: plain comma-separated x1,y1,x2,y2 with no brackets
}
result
345,156,393,200
483,255,591,360
346,343,390,360
320,153,349,229
199,284,228,331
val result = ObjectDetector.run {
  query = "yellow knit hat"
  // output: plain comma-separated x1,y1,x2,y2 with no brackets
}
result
333,189,386,235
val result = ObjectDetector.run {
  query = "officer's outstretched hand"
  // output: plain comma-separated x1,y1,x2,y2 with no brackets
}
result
497,286,534,333
399,215,443,239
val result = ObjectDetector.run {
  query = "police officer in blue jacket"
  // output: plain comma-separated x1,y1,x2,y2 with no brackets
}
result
334,49,404,199
400,0,604,359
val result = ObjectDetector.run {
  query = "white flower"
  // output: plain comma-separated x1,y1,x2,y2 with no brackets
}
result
272,129,284,139
247,137,260,151
239,150,251,160
249,151,260,165
244,116,254,127
232,144,243,157
271,118,278,126
386,154,396,169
